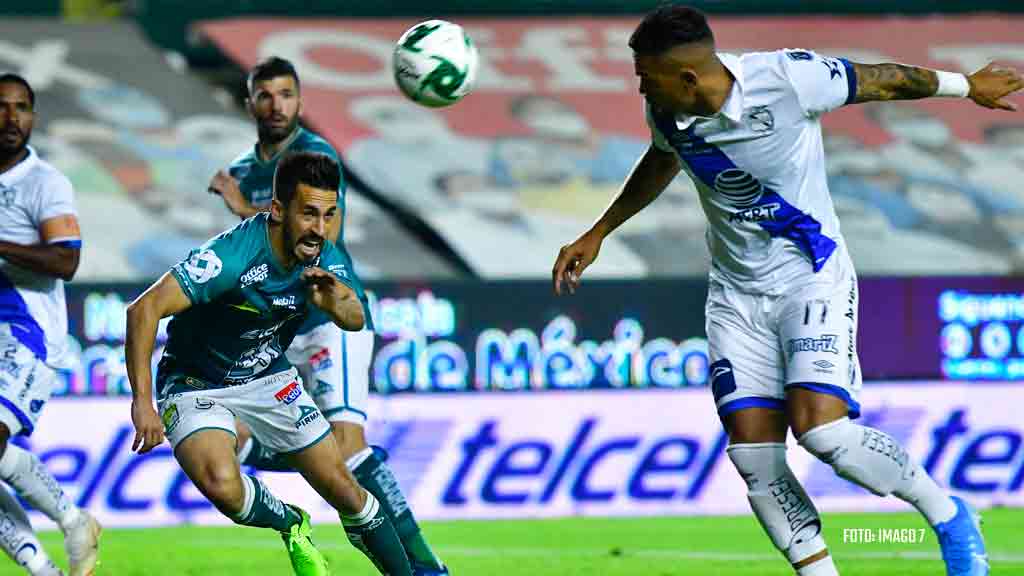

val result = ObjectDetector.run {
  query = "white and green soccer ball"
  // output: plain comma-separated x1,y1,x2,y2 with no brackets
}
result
393,20,479,108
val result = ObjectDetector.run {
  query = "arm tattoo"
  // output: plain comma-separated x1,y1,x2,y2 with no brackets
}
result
852,63,938,103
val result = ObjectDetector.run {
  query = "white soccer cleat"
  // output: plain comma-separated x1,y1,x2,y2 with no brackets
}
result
63,510,101,576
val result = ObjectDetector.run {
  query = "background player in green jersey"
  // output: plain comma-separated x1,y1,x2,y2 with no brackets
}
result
208,57,447,575
128,152,413,576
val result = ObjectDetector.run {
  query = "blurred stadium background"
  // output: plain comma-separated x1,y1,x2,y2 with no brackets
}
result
3,0,1024,574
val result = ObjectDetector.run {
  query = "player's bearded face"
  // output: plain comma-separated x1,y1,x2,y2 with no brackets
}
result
0,82,33,158
250,76,301,144
282,184,336,264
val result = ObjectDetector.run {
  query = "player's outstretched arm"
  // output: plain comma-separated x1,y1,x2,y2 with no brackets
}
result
125,272,192,454
552,144,680,295
851,61,1023,110
302,267,364,331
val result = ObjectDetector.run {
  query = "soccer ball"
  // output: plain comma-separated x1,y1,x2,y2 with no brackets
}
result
393,20,479,108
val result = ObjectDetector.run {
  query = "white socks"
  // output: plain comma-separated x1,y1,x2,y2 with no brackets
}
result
799,418,956,525
0,444,80,531
0,485,57,575
727,443,833,568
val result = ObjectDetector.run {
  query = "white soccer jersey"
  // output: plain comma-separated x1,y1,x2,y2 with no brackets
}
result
0,146,79,368
647,50,857,294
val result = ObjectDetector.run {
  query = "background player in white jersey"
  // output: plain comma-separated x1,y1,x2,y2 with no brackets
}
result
207,57,446,575
552,7,1023,576
0,74,101,576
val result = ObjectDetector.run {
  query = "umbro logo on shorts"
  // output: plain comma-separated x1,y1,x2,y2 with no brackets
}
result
274,381,301,405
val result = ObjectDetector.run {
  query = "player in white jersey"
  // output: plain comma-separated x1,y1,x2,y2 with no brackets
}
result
0,74,101,576
552,7,1023,576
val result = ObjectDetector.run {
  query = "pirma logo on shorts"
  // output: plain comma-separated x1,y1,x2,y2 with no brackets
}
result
294,405,321,429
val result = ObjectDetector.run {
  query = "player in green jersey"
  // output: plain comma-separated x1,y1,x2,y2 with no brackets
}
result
128,152,413,576
208,57,447,575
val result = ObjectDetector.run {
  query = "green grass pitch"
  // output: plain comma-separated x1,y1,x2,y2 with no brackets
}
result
6,509,1021,575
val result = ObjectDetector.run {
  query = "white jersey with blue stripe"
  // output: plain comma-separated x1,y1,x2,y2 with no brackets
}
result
647,50,857,294
0,147,78,369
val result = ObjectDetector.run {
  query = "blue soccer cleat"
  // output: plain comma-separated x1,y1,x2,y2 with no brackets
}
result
412,564,449,576
933,496,989,576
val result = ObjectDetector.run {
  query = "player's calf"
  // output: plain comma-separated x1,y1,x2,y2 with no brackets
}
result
349,446,446,572
727,443,839,576
798,417,956,525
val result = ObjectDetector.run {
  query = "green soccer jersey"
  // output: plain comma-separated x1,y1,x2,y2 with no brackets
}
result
157,213,365,396
228,127,373,332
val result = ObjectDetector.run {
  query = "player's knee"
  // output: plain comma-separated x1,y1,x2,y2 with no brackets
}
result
727,442,786,489
798,417,891,496
331,422,368,461
195,464,245,514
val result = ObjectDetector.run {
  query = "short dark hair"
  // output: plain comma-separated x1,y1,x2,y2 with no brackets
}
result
274,151,340,207
0,73,35,108
247,57,300,95
629,5,714,56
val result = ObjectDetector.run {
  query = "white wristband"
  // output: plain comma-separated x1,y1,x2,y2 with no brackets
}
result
934,70,970,98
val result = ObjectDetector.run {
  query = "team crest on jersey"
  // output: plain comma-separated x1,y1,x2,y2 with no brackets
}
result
745,106,774,133
184,250,223,284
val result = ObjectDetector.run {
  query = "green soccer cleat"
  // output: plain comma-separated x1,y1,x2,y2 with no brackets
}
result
281,505,330,576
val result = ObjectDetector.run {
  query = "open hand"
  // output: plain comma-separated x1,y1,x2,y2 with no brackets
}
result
968,62,1024,111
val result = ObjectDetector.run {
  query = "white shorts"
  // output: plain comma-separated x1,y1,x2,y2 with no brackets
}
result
705,275,862,420
286,322,373,425
0,326,56,437
157,367,331,454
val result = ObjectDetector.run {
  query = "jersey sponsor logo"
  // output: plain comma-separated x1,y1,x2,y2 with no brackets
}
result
239,263,268,288
194,397,214,410
327,264,349,279
274,381,301,405
183,250,223,284
294,404,321,429
729,203,781,223
309,347,333,372
786,50,813,61
714,169,765,208
787,335,840,357
272,295,296,308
